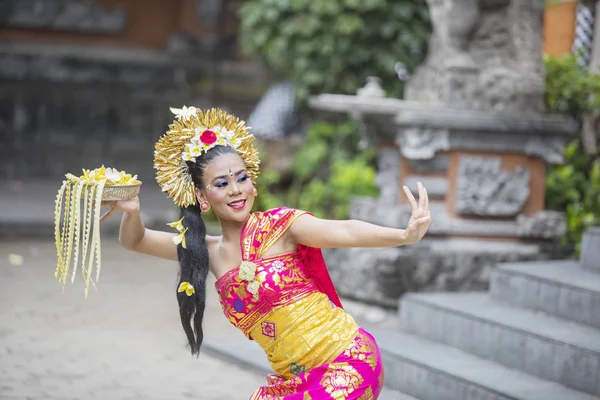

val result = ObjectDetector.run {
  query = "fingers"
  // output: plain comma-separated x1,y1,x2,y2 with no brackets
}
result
403,185,418,211
408,215,431,230
418,215,430,225
99,204,116,223
417,182,426,209
95,201,116,209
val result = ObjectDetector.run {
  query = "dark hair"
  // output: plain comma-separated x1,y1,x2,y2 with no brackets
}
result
177,145,239,356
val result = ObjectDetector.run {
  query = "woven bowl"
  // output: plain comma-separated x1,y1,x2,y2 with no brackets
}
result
101,183,142,201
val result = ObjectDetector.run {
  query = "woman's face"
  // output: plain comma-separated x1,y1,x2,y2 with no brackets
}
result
197,152,255,224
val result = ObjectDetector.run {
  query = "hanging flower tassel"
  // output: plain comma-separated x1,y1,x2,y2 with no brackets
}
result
54,167,141,298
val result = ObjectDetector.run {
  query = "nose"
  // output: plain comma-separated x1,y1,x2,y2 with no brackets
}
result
229,180,242,196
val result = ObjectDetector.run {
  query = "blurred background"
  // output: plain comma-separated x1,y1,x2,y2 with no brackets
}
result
1,0,600,399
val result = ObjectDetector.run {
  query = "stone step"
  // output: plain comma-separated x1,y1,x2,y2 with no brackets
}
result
379,388,420,400
370,328,599,400
490,260,600,329
400,292,600,397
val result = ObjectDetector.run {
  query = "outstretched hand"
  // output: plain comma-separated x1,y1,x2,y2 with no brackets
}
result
99,197,140,223
402,182,431,245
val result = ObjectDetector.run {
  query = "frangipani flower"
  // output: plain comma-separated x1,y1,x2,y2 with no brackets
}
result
180,123,242,161
104,167,121,184
116,171,139,185
167,217,185,232
178,281,195,296
172,228,188,249
79,166,140,185
9,253,23,266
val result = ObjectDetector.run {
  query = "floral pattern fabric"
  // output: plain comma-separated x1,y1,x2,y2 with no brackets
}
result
216,207,384,399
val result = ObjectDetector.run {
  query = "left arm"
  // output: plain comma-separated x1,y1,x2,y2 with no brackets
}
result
289,216,409,248
289,182,431,249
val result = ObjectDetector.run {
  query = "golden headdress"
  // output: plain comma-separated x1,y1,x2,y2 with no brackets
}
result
154,107,260,208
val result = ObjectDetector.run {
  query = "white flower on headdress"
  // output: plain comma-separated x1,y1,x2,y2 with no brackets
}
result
229,136,241,148
193,126,208,137
170,106,198,121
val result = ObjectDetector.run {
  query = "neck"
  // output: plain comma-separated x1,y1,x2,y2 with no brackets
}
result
219,216,249,245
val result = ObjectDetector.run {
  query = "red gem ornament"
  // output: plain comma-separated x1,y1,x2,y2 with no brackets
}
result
200,130,217,145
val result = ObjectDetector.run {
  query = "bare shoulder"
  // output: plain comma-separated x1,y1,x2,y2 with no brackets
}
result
289,212,325,233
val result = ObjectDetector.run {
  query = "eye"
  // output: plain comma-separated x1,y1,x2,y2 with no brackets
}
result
237,173,249,182
215,180,228,188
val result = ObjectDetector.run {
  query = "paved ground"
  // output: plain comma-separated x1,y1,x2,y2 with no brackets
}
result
0,238,266,400
0,180,400,399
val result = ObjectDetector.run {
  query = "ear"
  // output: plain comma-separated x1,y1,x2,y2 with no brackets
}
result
195,188,206,204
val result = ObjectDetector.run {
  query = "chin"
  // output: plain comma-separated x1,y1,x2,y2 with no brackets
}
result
219,199,255,222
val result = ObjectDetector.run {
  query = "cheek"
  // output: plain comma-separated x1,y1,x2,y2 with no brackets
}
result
244,182,255,193
206,190,228,204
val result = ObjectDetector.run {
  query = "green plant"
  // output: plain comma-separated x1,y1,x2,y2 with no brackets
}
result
545,53,600,118
286,120,379,219
544,53,600,254
239,0,430,102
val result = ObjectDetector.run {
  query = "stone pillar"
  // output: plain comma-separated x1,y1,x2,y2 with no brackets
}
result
581,227,600,271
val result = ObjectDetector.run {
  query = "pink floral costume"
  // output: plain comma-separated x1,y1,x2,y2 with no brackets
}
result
216,207,384,399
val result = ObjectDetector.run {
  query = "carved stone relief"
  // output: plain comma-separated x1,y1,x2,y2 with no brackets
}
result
2,0,126,33
396,127,450,160
516,211,566,239
455,156,530,216
405,0,546,114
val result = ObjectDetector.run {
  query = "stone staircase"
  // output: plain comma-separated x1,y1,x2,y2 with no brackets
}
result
370,227,600,400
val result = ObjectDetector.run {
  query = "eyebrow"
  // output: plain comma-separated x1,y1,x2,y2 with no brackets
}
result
211,169,246,182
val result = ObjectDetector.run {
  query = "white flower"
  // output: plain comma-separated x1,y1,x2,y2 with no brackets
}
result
269,260,285,274
189,144,202,158
193,126,207,135
170,106,197,120
247,280,260,296
104,167,121,183
239,261,257,281
172,228,188,248
229,137,240,148
181,151,195,162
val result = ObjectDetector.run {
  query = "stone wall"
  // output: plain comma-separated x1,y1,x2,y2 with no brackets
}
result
0,0,237,51
0,41,265,182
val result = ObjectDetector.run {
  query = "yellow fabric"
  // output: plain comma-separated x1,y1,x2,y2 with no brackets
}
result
249,291,359,380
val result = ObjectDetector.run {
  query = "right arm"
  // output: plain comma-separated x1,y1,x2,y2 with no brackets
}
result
102,197,178,261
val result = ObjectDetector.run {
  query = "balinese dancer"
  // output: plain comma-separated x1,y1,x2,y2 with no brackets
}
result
101,107,431,399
